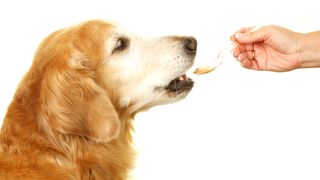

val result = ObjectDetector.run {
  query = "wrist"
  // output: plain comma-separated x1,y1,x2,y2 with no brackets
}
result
298,31,320,68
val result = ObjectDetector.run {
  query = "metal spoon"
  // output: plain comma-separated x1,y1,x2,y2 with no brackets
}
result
194,25,263,75
193,42,236,75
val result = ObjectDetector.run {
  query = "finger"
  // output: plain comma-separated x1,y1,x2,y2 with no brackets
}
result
230,35,236,42
235,26,267,44
238,52,259,70
238,43,254,52
240,58,261,70
240,59,251,68
238,53,247,62
237,52,251,67
232,44,254,58
238,50,255,61
230,27,254,42
241,59,259,70
246,50,255,60
236,27,255,34
232,45,241,58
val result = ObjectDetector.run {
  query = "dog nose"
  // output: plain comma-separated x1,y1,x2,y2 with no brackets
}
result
183,37,197,55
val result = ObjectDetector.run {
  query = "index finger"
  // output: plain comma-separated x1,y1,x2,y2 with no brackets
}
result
232,43,255,58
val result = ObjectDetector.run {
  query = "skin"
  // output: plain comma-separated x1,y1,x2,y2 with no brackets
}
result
230,25,320,72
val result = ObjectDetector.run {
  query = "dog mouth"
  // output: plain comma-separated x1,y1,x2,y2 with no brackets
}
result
165,74,194,94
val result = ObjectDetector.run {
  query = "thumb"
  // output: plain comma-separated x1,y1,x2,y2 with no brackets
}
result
235,27,266,44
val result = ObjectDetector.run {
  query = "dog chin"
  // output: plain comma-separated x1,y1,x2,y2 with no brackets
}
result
151,72,194,105
153,91,192,107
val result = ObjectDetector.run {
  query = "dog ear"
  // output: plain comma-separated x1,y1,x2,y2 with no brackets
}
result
39,60,120,143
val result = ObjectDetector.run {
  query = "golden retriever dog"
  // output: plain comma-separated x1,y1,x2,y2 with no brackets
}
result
0,20,196,179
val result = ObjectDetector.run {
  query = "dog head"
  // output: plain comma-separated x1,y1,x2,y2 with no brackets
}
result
32,20,196,142
102,24,196,111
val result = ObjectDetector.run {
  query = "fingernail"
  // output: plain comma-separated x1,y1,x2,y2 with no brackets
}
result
235,32,243,39
238,54,244,61
240,59,248,66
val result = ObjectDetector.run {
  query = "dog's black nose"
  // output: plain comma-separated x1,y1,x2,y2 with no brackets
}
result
183,37,197,55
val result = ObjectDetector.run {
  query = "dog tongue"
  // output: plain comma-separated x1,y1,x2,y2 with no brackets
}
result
182,74,187,80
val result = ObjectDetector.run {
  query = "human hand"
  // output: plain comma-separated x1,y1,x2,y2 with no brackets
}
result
230,25,303,72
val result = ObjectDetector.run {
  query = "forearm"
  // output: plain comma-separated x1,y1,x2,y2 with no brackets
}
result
298,31,320,68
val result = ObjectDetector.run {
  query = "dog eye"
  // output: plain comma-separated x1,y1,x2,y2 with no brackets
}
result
113,37,129,53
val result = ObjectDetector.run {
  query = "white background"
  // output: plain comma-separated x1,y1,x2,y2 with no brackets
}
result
1,0,320,180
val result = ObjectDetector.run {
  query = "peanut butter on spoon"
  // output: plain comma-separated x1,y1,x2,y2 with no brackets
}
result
193,66,216,75
193,42,236,75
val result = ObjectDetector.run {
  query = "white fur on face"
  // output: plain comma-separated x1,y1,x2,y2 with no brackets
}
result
102,27,195,113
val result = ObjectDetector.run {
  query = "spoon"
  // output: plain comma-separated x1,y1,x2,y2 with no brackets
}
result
193,42,236,75
194,25,263,75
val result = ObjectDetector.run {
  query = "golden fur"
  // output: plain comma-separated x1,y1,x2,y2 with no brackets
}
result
0,20,196,180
